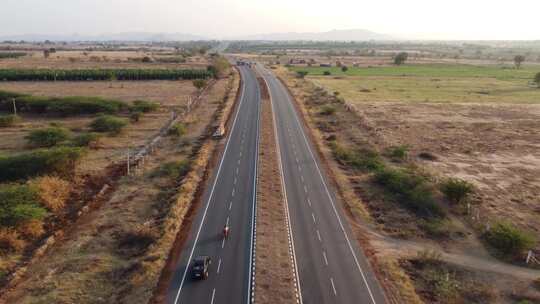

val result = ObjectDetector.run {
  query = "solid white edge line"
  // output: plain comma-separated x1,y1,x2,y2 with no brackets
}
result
173,67,248,304
248,67,261,304
271,71,379,304
259,65,303,304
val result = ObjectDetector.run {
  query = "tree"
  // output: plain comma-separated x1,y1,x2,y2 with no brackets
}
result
208,56,230,79
296,71,308,79
43,49,50,59
193,79,207,91
341,66,349,72
535,72,540,88
394,52,408,65
514,55,525,69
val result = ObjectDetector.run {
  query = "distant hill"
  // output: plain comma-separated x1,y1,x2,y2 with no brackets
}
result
235,29,395,41
0,32,207,42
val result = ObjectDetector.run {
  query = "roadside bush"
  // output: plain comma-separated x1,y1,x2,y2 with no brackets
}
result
117,224,159,256
0,229,26,253
386,145,408,160
420,219,455,238
168,123,187,137
319,105,336,115
330,143,384,172
18,219,45,239
0,147,84,182
0,184,47,227
70,132,101,147
130,100,159,113
375,167,444,218
484,221,536,257
440,178,474,204
415,249,442,267
0,114,19,127
152,160,191,180
323,71,331,76
25,126,70,147
32,176,71,213
535,72,540,88
90,115,128,134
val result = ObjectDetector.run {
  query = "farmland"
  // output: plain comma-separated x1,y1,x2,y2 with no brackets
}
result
270,46,540,302
0,45,239,303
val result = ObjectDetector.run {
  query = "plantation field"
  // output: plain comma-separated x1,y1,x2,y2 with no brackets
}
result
287,65,540,104
0,80,198,172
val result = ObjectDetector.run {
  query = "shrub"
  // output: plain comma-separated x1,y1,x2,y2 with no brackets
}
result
0,114,19,127
153,160,191,180
168,123,187,137
130,100,159,113
484,221,536,257
0,184,47,227
4,95,128,115
394,52,409,65
341,66,349,72
25,126,70,147
18,219,45,239
90,115,128,134
0,147,84,182
193,79,207,90
415,249,442,267
130,111,142,122
32,176,71,213
440,178,474,204
320,105,336,115
535,72,540,88
375,167,444,217
70,132,101,147
420,219,455,238
0,68,211,81
0,229,26,253
330,143,384,172
386,145,408,160
296,71,308,79
117,225,158,256
323,71,331,76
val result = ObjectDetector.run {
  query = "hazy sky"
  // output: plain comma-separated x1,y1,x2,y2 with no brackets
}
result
1,0,538,40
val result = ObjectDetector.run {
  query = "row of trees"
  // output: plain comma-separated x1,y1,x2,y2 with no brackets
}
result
0,68,213,81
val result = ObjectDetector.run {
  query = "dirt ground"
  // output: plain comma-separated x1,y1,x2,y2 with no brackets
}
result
355,102,540,239
254,76,297,304
0,72,237,304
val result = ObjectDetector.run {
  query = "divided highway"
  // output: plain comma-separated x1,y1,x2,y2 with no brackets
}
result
166,65,260,304
257,65,388,304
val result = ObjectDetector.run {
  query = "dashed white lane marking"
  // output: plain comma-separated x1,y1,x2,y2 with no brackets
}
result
323,251,328,266
312,213,316,224
240,151,243,157
295,156,299,163
222,238,225,248
330,278,337,296
217,258,222,274
237,159,241,165
232,188,235,197
234,177,237,185
211,288,216,304
226,216,230,225
300,175,304,183
229,201,233,210
317,230,322,242
236,167,239,174
307,198,312,207
303,185,308,194
297,165,302,172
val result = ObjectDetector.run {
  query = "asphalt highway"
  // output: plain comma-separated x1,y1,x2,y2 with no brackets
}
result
257,65,388,304
166,65,260,304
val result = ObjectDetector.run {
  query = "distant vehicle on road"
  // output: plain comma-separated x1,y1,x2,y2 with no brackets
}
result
191,256,211,280
212,124,225,139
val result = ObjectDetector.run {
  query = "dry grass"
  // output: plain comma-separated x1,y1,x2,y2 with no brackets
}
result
0,229,26,254
32,176,71,213
18,219,45,239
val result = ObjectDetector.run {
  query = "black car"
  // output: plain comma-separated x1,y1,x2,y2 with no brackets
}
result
192,255,211,280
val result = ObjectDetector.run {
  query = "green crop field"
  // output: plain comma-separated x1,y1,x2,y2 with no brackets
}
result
288,64,540,104
290,64,538,80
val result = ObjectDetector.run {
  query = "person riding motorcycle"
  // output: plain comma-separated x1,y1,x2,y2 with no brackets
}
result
223,224,230,239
